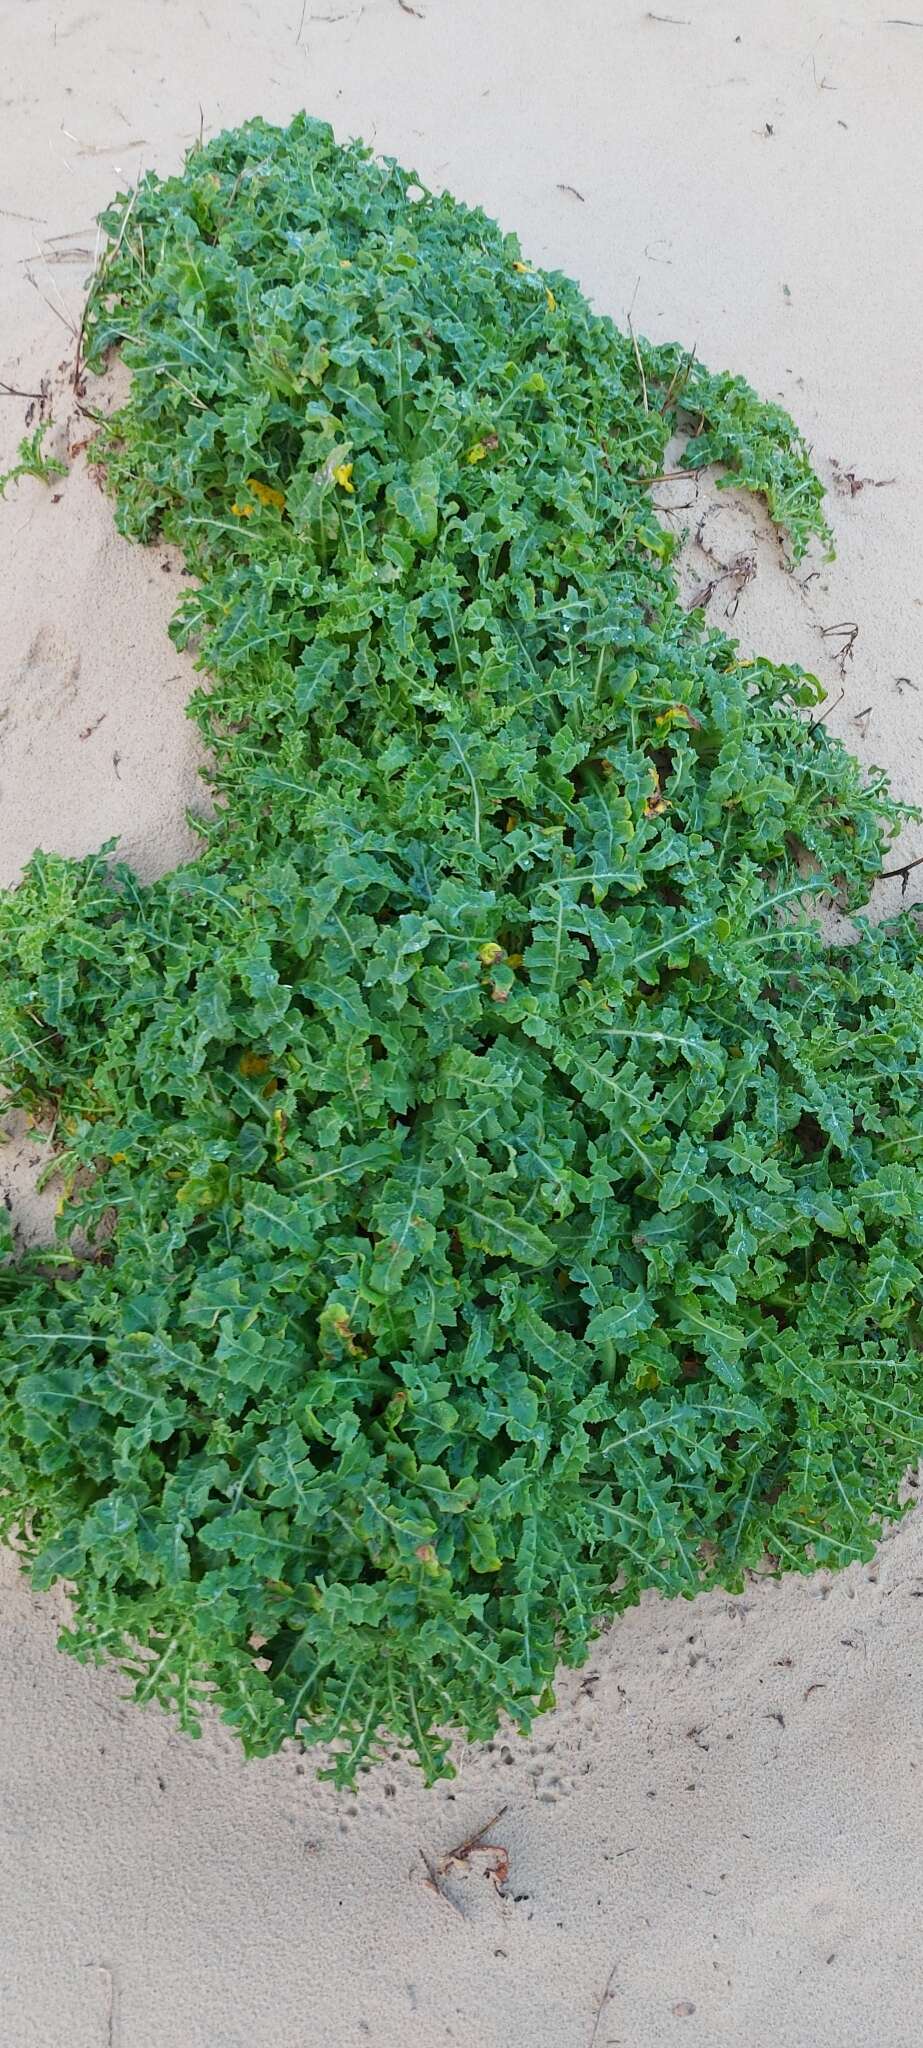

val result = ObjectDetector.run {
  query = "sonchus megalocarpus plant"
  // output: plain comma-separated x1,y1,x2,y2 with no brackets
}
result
2,115,922,1784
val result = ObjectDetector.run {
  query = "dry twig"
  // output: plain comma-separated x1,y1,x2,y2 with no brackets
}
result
588,1961,620,2046
830,458,896,497
418,1847,466,1914
24,270,78,337
819,620,859,676
807,688,845,732
879,850,923,891
627,312,648,413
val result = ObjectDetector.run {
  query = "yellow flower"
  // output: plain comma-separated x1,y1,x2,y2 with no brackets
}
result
546,287,556,312
466,441,487,464
110,1151,127,1164
231,501,253,517
246,477,286,511
333,462,354,492
655,702,703,734
512,260,529,274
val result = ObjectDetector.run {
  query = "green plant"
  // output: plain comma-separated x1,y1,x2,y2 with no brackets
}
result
0,419,67,496
2,114,922,1784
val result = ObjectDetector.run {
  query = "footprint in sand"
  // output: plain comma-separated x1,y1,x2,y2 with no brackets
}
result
2,625,81,751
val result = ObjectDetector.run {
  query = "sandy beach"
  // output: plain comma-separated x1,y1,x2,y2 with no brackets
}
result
2,4,923,2043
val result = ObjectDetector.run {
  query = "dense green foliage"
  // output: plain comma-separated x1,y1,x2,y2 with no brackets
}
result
2,115,923,1783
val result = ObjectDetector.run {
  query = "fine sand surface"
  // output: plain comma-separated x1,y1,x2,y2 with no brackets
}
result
2,4,923,2043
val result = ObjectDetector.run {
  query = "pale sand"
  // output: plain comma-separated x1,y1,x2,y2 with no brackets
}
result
2,3,923,2043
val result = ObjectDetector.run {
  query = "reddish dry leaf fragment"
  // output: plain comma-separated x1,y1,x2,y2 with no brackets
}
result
432,1804,510,1893
445,1843,510,1889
